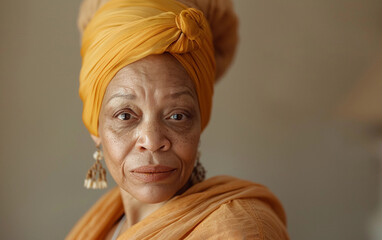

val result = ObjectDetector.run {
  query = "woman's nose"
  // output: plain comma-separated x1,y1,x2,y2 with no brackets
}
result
136,121,171,152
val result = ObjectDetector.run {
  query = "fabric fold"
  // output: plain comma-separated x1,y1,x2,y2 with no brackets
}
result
66,176,289,239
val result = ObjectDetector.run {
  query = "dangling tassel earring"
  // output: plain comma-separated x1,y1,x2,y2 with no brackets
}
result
84,145,107,189
189,151,206,185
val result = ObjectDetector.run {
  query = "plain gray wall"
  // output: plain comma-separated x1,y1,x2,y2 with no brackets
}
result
0,0,381,239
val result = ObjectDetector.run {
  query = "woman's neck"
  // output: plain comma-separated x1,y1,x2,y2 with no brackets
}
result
116,179,194,236
119,188,166,229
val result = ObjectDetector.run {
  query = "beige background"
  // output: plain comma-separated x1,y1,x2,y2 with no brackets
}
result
1,0,381,239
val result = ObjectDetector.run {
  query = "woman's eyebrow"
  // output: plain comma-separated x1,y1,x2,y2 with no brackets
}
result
167,89,196,100
107,93,136,104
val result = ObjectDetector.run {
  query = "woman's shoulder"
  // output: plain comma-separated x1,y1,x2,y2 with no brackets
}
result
186,198,290,240
184,175,290,240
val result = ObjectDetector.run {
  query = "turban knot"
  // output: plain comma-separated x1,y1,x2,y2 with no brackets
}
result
171,8,206,53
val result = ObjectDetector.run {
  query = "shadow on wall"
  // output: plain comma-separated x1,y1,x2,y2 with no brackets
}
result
337,50,382,240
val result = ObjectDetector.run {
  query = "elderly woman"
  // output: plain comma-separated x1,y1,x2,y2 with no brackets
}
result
67,0,289,239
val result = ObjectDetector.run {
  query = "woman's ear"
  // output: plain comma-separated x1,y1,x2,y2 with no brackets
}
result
90,134,101,146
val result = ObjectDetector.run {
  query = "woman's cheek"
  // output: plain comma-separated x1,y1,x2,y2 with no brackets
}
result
101,121,136,167
175,131,200,162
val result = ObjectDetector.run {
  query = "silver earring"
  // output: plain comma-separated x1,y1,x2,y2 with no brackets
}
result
190,151,206,185
84,145,107,189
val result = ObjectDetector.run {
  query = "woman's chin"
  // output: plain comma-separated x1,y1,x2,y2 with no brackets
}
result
125,184,181,204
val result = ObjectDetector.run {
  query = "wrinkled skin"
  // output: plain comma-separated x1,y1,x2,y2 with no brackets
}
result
92,54,201,204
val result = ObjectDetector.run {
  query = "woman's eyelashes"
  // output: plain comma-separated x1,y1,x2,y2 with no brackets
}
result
117,112,132,120
114,108,138,121
112,106,194,128
167,111,193,122
169,113,184,121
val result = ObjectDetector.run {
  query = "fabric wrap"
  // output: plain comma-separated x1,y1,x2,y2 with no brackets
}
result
66,176,289,239
79,0,215,136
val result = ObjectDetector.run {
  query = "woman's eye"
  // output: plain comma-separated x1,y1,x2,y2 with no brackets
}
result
170,113,184,121
117,113,132,120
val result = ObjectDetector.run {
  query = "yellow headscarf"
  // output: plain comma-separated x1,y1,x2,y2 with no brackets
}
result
79,0,215,136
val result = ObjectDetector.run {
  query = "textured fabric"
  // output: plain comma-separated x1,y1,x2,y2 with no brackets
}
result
177,0,239,80
66,176,290,239
77,0,238,81
79,0,215,136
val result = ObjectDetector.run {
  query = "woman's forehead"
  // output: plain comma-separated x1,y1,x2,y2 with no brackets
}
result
106,54,196,95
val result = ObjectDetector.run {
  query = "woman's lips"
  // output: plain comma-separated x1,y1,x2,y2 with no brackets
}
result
130,165,177,183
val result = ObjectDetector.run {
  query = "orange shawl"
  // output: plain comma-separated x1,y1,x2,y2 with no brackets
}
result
67,176,289,239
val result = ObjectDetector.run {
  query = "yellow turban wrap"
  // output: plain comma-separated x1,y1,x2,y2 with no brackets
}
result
79,0,216,136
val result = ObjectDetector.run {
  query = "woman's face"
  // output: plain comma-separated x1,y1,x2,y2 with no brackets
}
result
96,54,201,203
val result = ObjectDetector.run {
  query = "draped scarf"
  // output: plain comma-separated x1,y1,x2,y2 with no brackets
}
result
66,176,289,239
